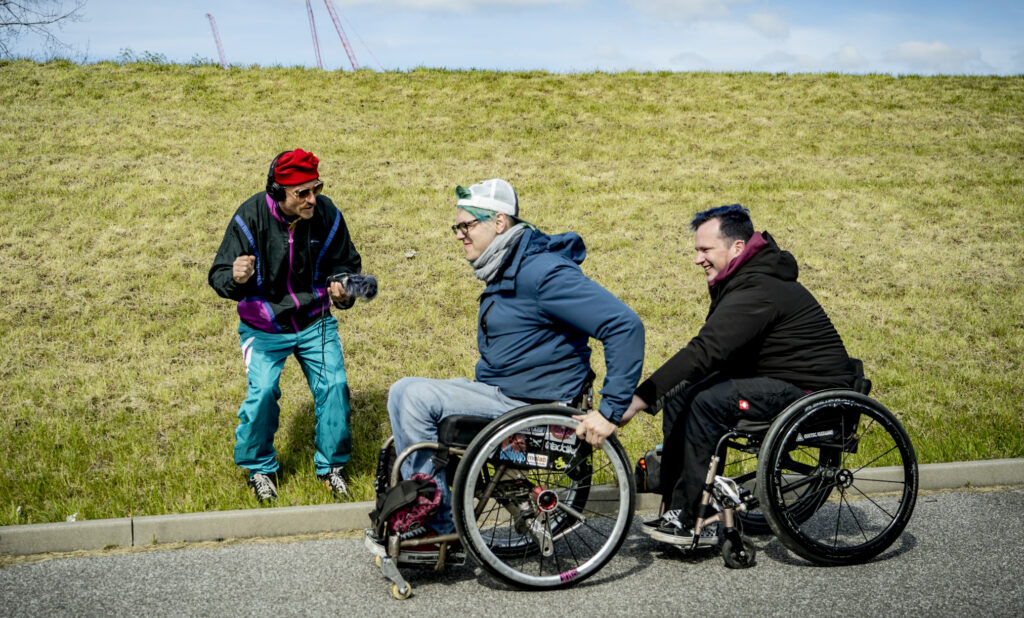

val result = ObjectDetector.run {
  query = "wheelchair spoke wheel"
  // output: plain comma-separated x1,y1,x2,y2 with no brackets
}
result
452,405,635,590
757,391,918,565
720,442,771,535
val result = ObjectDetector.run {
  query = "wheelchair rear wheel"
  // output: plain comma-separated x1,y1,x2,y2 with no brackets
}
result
452,405,635,590
757,391,918,565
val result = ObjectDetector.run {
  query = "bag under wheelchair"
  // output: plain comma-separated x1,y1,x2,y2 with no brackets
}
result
366,375,637,600
636,359,919,568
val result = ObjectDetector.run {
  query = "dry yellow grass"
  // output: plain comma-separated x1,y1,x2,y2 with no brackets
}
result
1,60,1021,525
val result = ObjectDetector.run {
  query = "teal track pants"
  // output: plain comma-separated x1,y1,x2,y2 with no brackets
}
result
234,315,352,477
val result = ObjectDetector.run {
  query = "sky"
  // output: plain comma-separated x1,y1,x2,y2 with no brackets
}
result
8,0,1024,75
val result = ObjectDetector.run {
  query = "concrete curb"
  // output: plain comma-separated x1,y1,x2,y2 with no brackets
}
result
3,458,1022,556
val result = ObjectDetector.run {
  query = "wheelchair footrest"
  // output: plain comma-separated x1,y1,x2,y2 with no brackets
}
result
364,528,467,568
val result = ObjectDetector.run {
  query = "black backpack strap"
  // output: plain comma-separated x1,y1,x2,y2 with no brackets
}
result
430,448,450,478
369,477,435,537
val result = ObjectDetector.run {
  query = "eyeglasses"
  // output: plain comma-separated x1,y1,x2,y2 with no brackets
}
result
291,181,324,199
450,219,483,236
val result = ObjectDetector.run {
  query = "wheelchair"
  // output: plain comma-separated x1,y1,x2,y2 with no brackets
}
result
365,380,636,600
656,361,918,568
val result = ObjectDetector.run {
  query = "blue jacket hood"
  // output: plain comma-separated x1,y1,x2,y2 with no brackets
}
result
526,230,587,265
489,229,586,295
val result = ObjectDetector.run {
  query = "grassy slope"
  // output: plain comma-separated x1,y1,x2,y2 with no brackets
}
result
0,60,1021,525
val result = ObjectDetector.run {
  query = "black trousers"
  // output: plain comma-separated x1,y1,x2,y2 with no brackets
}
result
660,376,807,525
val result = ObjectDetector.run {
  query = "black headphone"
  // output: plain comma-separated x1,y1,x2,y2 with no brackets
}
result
265,150,290,201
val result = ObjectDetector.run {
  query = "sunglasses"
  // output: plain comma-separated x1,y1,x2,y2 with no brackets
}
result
450,219,483,236
291,181,324,199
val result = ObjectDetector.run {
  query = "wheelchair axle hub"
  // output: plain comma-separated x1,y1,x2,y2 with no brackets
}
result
532,486,559,512
835,468,854,489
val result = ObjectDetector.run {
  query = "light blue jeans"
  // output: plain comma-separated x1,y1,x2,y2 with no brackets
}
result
235,315,352,478
387,377,528,533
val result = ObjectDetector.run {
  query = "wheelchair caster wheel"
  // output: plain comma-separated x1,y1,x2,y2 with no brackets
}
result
722,536,756,569
392,583,412,600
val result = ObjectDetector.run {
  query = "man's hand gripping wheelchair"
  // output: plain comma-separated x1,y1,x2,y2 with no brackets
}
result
365,376,637,600
638,360,918,569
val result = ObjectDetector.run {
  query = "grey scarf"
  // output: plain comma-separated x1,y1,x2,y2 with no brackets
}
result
472,224,528,283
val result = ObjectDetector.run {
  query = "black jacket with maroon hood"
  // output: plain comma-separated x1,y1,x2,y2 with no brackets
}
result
634,231,855,412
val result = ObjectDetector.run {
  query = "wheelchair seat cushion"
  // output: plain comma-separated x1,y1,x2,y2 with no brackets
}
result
438,415,494,449
732,417,773,434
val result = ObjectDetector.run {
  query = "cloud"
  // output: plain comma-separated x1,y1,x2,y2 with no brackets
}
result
624,0,751,21
669,50,713,70
336,0,751,20
884,41,986,74
832,44,866,69
588,45,659,71
747,11,788,39
756,49,818,71
740,44,869,74
1011,49,1024,72
331,0,577,10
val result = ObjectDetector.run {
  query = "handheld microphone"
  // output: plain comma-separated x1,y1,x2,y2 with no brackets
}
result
327,273,378,308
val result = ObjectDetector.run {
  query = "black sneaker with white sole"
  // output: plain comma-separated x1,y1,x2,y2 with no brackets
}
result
650,519,720,547
641,509,682,535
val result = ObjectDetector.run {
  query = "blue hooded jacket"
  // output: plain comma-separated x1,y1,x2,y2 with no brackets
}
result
475,228,645,423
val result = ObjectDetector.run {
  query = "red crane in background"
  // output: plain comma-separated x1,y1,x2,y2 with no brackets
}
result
205,13,228,69
323,0,360,71
305,0,323,69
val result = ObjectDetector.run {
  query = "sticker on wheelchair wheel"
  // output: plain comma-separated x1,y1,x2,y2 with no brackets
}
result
542,424,580,460
548,424,574,440
499,434,528,464
494,428,580,470
543,437,579,457
526,453,549,468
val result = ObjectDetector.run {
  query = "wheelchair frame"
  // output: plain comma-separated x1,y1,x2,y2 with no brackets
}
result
683,386,918,568
367,382,638,600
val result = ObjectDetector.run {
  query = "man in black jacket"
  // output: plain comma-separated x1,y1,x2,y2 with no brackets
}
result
209,149,362,503
620,204,856,545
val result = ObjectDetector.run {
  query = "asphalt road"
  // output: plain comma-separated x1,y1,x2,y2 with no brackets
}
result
2,487,1022,617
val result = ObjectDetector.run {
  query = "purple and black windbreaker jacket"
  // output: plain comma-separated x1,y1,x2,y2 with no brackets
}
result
209,192,361,334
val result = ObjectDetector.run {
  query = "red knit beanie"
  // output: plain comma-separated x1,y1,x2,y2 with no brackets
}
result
273,149,319,186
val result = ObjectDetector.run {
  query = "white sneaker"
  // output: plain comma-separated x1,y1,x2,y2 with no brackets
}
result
248,473,278,503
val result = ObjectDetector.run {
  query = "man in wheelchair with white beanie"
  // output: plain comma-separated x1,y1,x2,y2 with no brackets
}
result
383,178,645,554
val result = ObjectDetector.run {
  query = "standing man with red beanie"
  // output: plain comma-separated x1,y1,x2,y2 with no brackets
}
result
209,149,363,502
